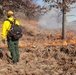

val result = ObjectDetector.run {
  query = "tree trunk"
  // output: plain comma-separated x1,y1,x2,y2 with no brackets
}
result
62,0,66,39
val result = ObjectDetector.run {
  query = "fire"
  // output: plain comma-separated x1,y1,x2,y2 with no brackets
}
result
0,39,76,49
44,39,76,47
44,31,76,47
0,30,76,48
62,40,67,46
44,40,67,46
68,39,76,45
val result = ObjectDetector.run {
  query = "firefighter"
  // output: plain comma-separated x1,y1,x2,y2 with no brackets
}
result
1,10,20,64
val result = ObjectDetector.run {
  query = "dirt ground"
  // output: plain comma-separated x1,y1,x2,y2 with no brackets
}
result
0,14,76,75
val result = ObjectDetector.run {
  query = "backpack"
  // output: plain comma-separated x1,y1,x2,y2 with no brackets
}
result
7,19,22,40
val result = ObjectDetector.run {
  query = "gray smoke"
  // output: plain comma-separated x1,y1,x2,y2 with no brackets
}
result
38,8,62,30
38,6,76,31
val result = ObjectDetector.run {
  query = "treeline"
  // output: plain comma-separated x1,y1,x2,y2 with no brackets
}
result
0,0,42,20
0,0,76,19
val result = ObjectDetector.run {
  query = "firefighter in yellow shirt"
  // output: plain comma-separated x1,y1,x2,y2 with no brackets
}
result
1,10,20,64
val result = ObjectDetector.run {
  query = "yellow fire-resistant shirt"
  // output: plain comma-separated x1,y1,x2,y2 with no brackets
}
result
1,17,20,40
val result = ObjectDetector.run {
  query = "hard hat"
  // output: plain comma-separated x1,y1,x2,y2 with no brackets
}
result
7,10,14,16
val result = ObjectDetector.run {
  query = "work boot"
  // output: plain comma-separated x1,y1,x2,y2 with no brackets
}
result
17,59,19,62
13,60,17,64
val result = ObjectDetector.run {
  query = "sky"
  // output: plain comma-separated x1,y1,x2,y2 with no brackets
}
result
35,0,44,6
36,0,76,22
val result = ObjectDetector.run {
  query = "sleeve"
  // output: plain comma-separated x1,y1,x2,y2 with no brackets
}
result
1,21,10,40
16,20,20,26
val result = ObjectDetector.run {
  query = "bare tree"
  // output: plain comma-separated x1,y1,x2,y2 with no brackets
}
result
42,0,76,39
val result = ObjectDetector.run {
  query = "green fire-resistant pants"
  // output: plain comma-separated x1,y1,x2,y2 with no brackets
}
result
7,40,20,63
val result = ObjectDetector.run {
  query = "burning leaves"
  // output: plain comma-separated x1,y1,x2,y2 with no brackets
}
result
19,30,76,48
44,30,76,47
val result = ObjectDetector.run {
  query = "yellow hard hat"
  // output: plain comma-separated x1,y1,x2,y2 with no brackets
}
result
7,10,14,16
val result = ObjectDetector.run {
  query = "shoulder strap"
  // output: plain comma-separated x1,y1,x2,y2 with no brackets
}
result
6,19,15,25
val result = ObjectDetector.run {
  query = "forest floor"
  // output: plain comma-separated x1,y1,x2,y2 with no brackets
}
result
0,13,76,75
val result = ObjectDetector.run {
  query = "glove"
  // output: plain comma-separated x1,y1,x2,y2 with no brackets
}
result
2,40,5,44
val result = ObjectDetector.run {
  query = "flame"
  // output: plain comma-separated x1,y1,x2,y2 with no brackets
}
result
0,30,76,48
43,30,76,47
44,40,68,46
68,39,76,45
0,39,76,49
44,39,76,47
62,40,67,46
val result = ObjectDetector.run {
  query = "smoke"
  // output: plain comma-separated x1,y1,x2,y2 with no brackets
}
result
38,7,76,31
38,7,62,30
